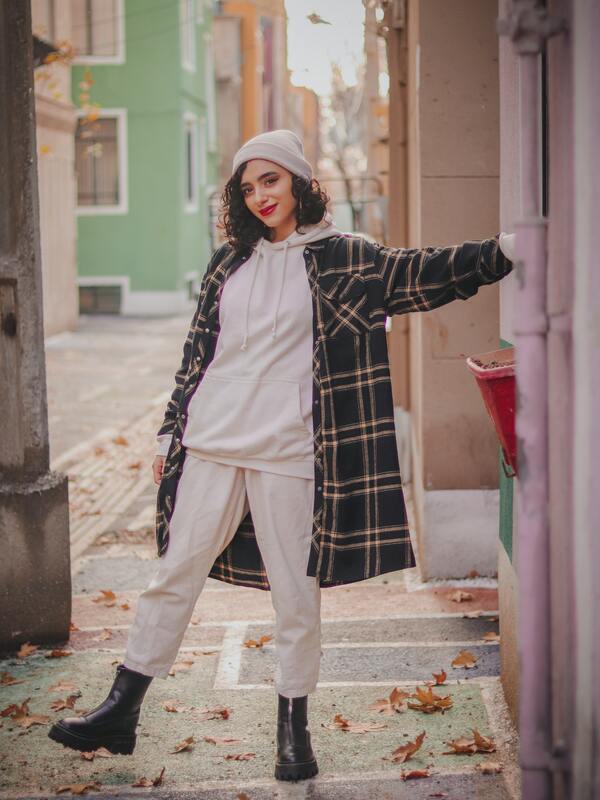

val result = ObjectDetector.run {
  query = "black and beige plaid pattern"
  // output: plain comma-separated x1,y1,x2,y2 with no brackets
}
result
155,235,513,590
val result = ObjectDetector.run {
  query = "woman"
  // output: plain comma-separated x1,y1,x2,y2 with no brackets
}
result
49,130,515,781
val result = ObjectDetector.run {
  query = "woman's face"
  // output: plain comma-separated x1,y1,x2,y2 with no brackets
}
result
240,159,297,238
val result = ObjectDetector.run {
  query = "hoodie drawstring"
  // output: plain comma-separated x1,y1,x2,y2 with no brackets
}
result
240,238,263,351
271,239,289,340
239,214,340,352
240,238,289,350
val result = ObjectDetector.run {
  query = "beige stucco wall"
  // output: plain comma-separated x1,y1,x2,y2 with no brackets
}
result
404,0,503,578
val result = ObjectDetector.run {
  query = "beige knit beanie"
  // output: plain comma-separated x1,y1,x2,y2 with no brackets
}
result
231,129,313,181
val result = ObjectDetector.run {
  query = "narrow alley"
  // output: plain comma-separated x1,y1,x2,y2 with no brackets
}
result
0,315,519,799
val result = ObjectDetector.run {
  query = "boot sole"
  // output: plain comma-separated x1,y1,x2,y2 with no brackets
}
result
275,759,319,781
48,722,136,755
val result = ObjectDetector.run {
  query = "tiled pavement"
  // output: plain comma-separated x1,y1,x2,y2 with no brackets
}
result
0,315,520,799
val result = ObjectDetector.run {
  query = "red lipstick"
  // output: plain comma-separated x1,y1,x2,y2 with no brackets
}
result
259,203,277,217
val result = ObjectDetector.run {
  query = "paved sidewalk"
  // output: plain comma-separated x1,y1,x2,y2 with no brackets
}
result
0,315,520,799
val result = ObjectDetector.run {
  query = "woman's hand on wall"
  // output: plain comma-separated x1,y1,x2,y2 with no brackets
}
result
153,455,165,486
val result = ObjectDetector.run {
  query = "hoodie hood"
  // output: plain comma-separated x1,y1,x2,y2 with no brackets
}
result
239,212,341,351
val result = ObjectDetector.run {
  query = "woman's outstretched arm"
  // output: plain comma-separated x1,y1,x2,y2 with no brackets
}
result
374,233,515,317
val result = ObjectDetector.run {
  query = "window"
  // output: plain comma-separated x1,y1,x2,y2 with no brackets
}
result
79,284,122,314
75,109,128,214
180,0,196,71
184,112,198,211
72,0,125,64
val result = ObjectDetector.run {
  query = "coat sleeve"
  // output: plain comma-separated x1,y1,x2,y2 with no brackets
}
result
156,244,228,439
373,235,513,317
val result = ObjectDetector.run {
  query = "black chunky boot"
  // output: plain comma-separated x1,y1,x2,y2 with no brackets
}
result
48,663,153,755
274,693,318,781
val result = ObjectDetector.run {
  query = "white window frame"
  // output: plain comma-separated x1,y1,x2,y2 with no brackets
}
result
75,107,129,216
204,32,217,150
180,0,196,72
184,111,199,212
72,0,126,65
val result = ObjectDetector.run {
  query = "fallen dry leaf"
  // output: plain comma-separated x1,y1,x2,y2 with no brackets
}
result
113,435,129,446
407,685,453,714
128,461,142,470
475,761,503,774
48,680,78,693
50,694,80,711
80,747,113,761
368,686,411,715
451,649,478,669
2,697,50,728
162,701,190,713
16,642,38,659
192,649,218,656
195,705,231,721
442,728,496,755
69,622,80,632
131,766,165,786
45,649,73,659
170,735,195,753
120,602,130,610
483,631,500,642
0,672,24,686
243,634,273,648
467,569,480,578
203,736,243,745
237,794,251,800
94,446,106,456
447,590,474,603
430,670,447,685
92,590,117,607
55,782,102,795
323,713,387,734
383,730,426,763
473,729,496,752
442,735,478,755
400,768,430,780
224,752,255,761
168,660,194,675
97,629,113,641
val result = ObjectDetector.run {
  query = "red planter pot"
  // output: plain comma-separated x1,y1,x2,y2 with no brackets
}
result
466,347,517,478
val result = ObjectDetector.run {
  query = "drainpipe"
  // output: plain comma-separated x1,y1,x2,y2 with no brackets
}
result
496,2,567,798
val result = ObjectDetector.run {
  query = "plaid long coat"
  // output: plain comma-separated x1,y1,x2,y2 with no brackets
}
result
155,234,513,590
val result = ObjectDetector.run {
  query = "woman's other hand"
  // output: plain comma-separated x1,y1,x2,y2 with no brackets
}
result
153,455,165,485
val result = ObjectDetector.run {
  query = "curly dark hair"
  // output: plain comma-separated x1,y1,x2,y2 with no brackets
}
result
219,162,330,254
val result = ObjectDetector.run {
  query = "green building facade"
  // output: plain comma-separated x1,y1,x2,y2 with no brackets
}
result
71,0,218,314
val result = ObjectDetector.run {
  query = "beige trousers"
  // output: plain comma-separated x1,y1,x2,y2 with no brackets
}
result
123,454,322,698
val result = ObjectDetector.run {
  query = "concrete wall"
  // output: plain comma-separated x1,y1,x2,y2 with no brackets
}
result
404,0,504,579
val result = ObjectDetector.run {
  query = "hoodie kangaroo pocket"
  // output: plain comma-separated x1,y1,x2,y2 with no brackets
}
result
183,373,313,461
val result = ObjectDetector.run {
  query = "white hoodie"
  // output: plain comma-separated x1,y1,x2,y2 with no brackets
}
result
157,226,515,476
156,214,341,478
